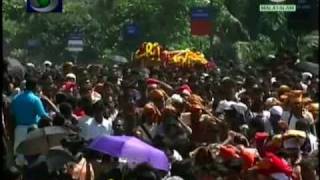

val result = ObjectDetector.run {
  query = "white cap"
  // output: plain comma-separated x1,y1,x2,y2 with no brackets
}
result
43,60,52,66
26,63,35,68
66,73,76,81
265,97,279,106
171,94,184,104
215,100,236,113
240,124,249,130
302,72,312,80
270,106,283,116
163,176,184,180
268,54,276,59
222,76,231,82
202,73,209,77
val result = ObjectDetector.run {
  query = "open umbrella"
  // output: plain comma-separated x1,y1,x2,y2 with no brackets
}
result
109,55,128,64
88,135,170,171
295,61,319,75
6,57,25,81
25,147,77,174
46,148,76,173
16,126,71,156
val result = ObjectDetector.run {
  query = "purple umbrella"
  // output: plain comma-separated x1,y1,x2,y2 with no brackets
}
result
88,135,170,171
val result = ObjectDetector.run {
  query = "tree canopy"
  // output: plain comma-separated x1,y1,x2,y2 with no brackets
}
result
3,0,319,65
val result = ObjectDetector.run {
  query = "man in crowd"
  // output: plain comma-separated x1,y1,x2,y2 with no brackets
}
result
10,77,49,166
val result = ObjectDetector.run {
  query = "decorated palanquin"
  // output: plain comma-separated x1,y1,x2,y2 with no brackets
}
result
135,42,209,68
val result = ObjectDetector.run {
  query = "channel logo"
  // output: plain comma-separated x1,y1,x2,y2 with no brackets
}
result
26,0,63,13
260,0,296,12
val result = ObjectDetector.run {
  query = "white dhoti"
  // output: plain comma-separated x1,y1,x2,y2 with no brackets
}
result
14,125,36,166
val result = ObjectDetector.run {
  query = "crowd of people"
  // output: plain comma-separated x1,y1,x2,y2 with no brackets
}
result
2,52,319,180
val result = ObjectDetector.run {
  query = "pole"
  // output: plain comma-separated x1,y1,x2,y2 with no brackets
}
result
209,0,214,58
72,52,78,64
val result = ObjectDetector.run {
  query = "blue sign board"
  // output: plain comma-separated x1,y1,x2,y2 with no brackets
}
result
27,39,41,48
123,23,140,39
68,33,84,52
191,8,211,21
127,24,138,35
69,33,84,40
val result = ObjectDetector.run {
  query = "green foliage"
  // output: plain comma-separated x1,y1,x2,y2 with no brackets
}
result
234,35,276,63
297,31,319,61
3,0,318,65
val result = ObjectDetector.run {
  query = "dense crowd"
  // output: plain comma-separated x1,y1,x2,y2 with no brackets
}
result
2,53,319,180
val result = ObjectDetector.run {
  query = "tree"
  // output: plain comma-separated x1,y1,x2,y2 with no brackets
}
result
3,0,318,65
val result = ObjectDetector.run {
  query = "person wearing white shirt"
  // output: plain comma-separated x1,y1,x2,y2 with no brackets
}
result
296,119,318,154
281,93,314,130
78,100,118,141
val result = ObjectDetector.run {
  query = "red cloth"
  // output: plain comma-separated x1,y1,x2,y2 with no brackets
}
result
255,132,269,142
206,61,217,70
62,82,77,92
239,148,257,170
146,78,160,85
257,152,293,177
146,78,160,88
74,107,86,118
178,84,192,94
255,132,269,157
219,145,240,160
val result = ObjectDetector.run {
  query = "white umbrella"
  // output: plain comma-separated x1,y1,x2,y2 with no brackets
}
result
6,57,25,81
110,55,128,64
296,61,319,75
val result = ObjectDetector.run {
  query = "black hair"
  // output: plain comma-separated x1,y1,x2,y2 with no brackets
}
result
127,163,160,180
61,135,86,156
79,84,92,95
92,100,106,114
52,113,65,126
25,77,38,91
55,93,67,105
223,158,244,174
249,115,265,133
59,102,73,117
66,95,77,110
171,159,196,180
295,119,310,132
79,97,93,116
100,167,122,180
234,135,249,147
38,117,52,128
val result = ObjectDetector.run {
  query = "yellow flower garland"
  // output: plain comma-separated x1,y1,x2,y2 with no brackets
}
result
135,42,208,67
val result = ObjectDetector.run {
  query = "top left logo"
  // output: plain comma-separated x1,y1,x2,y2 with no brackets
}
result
27,0,63,13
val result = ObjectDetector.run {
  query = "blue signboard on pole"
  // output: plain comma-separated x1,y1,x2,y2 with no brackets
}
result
67,33,84,52
123,23,140,39
27,39,41,48
191,7,211,20
190,7,213,36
